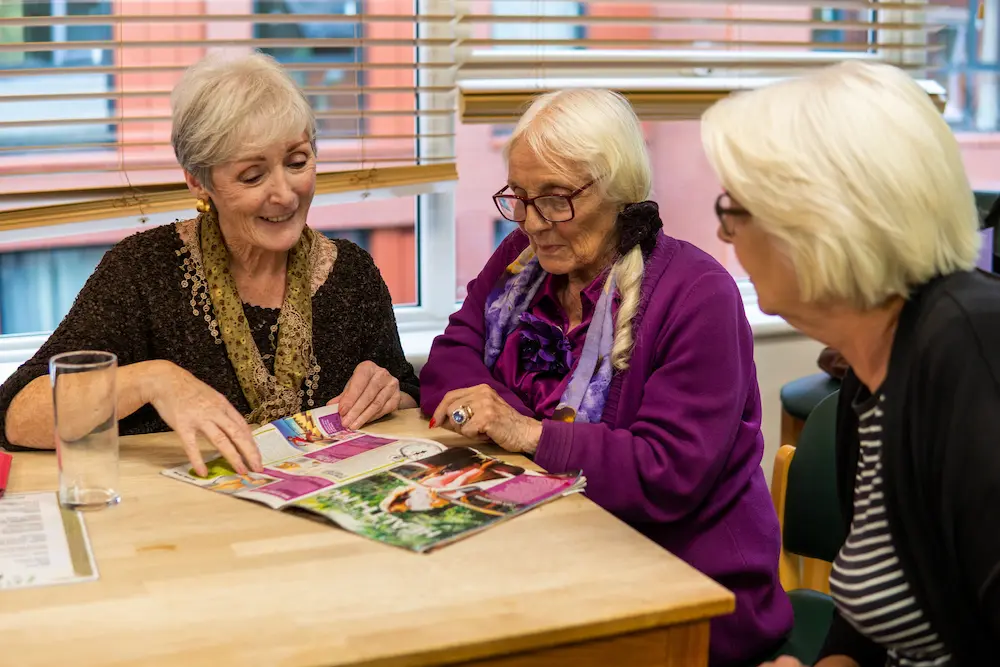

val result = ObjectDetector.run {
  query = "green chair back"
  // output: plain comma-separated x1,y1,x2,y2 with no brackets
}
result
780,373,841,421
765,589,837,666
783,391,845,563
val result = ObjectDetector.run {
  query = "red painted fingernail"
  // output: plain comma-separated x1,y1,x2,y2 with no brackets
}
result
429,418,437,429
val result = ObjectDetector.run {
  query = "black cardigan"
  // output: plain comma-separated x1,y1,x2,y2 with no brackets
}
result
818,270,1000,665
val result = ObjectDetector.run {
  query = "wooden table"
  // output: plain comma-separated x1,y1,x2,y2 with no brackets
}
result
1,409,734,667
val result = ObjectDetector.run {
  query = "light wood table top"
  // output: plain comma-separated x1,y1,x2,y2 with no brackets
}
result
1,409,734,667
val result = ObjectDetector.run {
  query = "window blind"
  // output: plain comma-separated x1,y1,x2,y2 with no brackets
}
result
0,0,458,230
456,0,952,123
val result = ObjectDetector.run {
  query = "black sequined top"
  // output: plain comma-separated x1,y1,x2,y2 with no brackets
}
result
0,223,419,449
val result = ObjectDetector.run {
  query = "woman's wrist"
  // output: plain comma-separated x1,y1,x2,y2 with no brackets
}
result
135,360,175,406
517,417,543,455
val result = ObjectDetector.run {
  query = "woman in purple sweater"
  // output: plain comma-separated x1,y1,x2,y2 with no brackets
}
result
420,89,791,666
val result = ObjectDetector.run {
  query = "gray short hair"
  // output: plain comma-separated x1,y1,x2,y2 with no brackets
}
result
701,61,981,310
171,51,317,191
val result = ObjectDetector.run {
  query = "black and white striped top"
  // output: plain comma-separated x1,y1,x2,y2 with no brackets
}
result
828,392,952,667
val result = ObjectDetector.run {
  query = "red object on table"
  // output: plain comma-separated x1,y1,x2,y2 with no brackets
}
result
0,451,11,499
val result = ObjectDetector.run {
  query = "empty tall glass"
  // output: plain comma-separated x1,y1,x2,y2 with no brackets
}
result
50,351,120,510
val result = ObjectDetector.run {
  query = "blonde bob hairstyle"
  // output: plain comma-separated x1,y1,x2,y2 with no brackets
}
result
171,51,316,192
504,88,653,370
701,61,981,310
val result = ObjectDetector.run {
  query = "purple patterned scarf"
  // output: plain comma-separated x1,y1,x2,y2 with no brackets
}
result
483,246,616,423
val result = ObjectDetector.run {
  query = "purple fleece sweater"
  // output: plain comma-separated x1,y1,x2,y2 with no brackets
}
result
421,231,792,666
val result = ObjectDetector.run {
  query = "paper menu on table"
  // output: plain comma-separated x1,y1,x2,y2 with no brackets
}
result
0,491,98,591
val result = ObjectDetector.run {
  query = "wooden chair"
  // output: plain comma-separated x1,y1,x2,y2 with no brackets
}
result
767,392,846,665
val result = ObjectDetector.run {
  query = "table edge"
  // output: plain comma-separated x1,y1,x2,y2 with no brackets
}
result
345,592,736,667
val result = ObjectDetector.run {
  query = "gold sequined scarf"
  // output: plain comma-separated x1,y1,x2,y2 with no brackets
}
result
199,209,314,424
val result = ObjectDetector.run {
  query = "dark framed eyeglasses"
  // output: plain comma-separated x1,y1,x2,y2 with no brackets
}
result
714,191,751,239
493,181,595,224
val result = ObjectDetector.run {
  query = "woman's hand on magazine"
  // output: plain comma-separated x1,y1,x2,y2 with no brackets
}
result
144,360,261,477
432,385,542,454
331,361,414,430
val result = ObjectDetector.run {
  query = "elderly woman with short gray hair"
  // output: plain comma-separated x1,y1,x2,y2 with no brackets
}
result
0,52,418,476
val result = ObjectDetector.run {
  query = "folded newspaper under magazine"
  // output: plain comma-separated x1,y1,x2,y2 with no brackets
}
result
161,405,586,552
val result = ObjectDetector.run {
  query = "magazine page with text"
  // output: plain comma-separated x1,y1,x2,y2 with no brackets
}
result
161,405,448,509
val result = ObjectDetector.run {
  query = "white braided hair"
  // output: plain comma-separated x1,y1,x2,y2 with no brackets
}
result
505,89,652,371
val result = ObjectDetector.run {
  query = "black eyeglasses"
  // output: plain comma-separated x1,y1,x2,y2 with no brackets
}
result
714,191,751,239
493,181,594,224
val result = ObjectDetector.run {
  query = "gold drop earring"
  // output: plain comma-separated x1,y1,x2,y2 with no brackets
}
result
195,198,212,213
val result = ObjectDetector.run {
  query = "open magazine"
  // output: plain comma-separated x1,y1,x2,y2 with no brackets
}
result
161,406,585,552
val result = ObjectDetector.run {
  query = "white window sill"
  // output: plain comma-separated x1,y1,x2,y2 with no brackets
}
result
0,285,795,385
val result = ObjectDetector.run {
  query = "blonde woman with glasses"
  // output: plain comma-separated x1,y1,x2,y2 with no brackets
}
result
420,88,793,666
702,61,1000,667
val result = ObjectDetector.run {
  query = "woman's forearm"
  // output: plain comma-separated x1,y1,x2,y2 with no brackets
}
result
4,360,168,449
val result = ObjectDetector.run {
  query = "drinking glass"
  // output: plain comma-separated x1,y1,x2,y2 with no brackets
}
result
50,351,120,510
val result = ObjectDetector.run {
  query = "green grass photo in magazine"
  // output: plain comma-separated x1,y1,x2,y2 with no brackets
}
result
296,471,502,552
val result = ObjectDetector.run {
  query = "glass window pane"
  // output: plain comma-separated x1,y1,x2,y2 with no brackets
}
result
0,194,417,339
253,0,366,138
932,2,1000,135
491,1,583,51
0,244,111,335
493,218,518,248
939,2,1000,257
311,196,417,306
459,100,1000,298
0,2,422,195
0,1,115,151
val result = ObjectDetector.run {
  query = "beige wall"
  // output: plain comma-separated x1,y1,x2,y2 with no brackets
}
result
753,333,826,483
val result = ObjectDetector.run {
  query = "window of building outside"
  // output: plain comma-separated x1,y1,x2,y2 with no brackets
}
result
0,0,114,150
0,1,419,338
493,218,519,249
253,0,364,137
0,245,111,335
487,2,581,139
925,0,1000,269
0,224,379,336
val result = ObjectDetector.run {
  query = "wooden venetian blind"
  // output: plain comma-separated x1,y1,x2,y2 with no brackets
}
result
455,0,953,123
0,0,458,230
